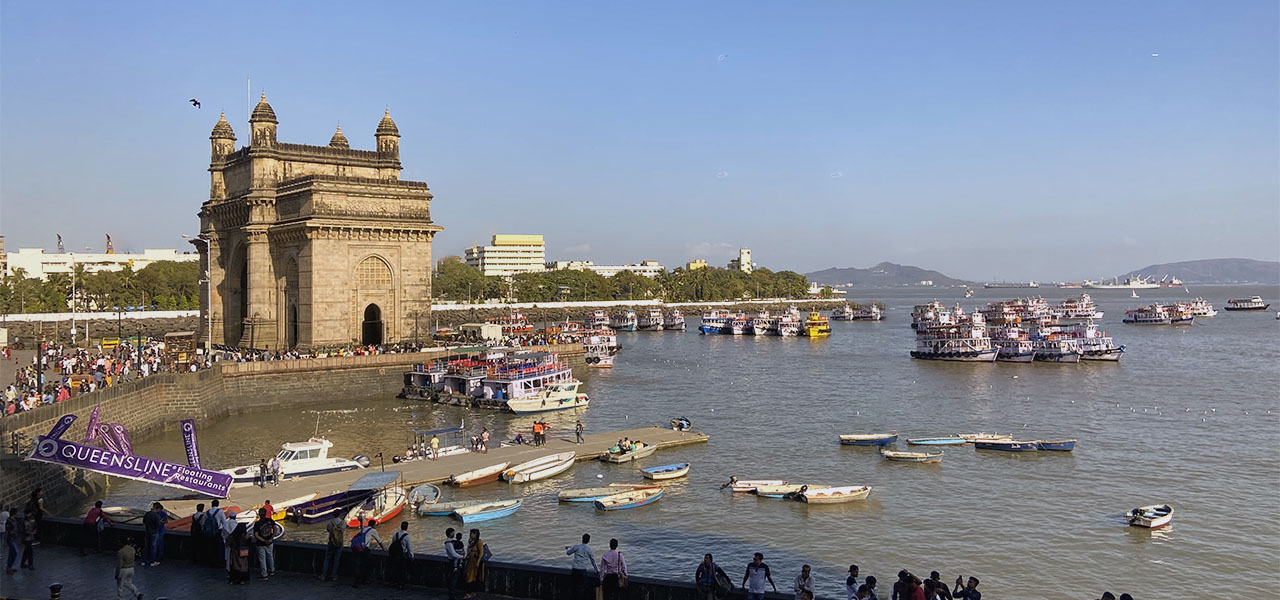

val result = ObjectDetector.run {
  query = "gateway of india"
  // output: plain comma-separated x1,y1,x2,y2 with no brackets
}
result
198,94,442,350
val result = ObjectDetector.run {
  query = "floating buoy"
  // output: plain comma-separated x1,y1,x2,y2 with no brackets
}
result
1012,375,1019,379
596,474,604,479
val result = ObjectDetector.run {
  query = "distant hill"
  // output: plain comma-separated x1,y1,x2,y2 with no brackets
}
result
806,262,971,287
1120,258,1279,285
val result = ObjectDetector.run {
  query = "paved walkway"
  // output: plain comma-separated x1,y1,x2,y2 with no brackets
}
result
1,542,517,600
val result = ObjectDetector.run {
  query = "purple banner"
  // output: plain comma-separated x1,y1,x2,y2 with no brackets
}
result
46,415,77,440
85,403,101,443
180,419,201,469
110,424,134,456
98,424,123,454
26,435,232,498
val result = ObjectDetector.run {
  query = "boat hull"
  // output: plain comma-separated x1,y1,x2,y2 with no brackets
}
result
910,349,998,362
996,351,1035,363
449,462,511,487
797,486,872,504
1128,504,1174,527
641,463,690,480
906,438,967,446
881,451,943,463
839,434,899,446
1034,351,1081,363
1080,348,1124,361
594,488,664,510
453,500,522,523
598,444,657,463
974,440,1041,452
506,394,590,414
1037,439,1077,451
503,453,577,483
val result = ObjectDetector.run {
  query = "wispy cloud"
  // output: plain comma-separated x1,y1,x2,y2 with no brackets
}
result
563,243,591,254
687,241,736,259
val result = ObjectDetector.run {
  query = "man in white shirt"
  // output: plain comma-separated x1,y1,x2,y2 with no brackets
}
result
794,564,815,600
443,527,464,599
565,533,598,600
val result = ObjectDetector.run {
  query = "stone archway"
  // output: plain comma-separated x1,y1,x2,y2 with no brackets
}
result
361,304,383,345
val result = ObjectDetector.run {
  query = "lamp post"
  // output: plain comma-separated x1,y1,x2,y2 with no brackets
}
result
69,252,76,346
182,234,214,357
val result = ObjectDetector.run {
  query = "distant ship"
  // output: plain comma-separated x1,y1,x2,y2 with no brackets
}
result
1082,275,1160,290
984,281,1039,289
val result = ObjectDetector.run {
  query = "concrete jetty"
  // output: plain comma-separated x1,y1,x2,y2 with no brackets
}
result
163,425,708,515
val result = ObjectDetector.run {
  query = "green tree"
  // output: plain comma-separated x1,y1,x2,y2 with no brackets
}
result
432,257,488,302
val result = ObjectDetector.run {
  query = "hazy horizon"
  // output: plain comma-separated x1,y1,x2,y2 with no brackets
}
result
2,2,1276,282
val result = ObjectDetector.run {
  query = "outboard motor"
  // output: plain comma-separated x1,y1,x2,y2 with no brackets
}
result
353,454,371,468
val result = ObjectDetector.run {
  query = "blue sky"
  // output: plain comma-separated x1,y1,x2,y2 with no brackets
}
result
1,1,1276,281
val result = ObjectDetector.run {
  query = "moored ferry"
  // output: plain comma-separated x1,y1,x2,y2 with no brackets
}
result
637,309,665,331
911,301,951,330
584,331,618,368
1031,338,1082,363
831,305,855,321
802,311,831,337
1224,296,1270,311
1167,298,1216,317
664,310,687,331
1123,304,1183,325
910,309,997,362
1054,294,1104,321
487,311,534,334
729,314,751,335
850,304,883,321
750,311,774,335
609,310,638,331
990,325,1035,363
505,380,590,414
585,310,611,329
699,310,730,334
776,313,801,336
1054,320,1125,361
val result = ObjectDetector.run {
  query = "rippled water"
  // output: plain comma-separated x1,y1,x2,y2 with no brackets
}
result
108,286,1280,598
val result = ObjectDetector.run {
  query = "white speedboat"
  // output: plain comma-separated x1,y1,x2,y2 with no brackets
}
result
220,437,365,487
502,451,577,483
1128,504,1173,528
505,380,589,414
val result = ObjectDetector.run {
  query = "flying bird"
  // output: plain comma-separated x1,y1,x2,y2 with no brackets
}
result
189,98,201,108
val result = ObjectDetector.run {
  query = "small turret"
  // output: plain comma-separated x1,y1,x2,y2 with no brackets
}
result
210,112,236,159
375,109,399,156
329,124,350,149
249,92,278,147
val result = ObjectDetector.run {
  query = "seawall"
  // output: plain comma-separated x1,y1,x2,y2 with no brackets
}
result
0,343,583,513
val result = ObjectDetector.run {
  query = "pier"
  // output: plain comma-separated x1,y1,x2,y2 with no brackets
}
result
164,425,709,514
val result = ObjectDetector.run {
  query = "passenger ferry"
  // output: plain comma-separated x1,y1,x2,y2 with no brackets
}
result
1168,298,1216,317
983,281,1040,289
830,305,855,321
910,309,998,362
584,331,618,368
729,314,751,335
802,311,831,337
1224,296,1270,311
220,437,365,486
664,310,687,331
1031,338,1082,363
585,310,611,329
487,311,534,335
609,311,638,331
850,304,883,321
911,301,950,330
637,309,665,331
1123,304,1186,325
750,311,774,335
776,313,801,336
699,310,730,334
1054,320,1125,361
1054,294,1104,321
990,326,1035,363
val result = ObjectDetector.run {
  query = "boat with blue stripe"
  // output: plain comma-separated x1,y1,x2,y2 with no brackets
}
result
838,433,899,446
1036,439,1077,451
906,437,967,446
594,487,664,510
974,439,1041,452
641,463,690,480
452,499,522,523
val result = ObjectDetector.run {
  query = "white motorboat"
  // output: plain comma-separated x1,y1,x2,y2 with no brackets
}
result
720,477,787,493
505,380,590,414
1127,504,1174,528
219,437,365,487
502,451,577,483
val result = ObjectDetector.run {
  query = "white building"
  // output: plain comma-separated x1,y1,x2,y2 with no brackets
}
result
546,260,665,278
464,234,547,276
728,248,753,273
4,248,198,280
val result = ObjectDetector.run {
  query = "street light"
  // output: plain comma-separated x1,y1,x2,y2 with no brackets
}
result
182,234,214,357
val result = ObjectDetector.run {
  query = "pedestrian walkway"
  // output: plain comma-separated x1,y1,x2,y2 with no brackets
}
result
1,542,518,600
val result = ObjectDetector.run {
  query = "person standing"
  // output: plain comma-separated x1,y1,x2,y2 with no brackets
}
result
480,428,490,453
350,518,383,587
4,505,19,574
203,501,226,569
952,576,981,600
19,509,36,570
565,533,598,600
388,521,413,588
444,527,465,599
320,512,345,582
574,420,584,444
531,422,542,446
927,572,952,600
270,456,282,486
742,552,777,600
252,508,279,580
189,503,206,565
141,503,166,566
23,489,44,544
846,565,860,600
115,536,143,600
430,434,441,460
463,528,488,598
858,575,880,600
793,564,815,600
257,459,269,489
695,553,730,600
80,500,113,555
261,500,275,521
598,538,627,600
227,522,251,584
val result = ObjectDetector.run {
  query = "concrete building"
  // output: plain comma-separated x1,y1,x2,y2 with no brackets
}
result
4,247,198,280
728,248,753,273
198,96,443,350
546,260,664,278
684,259,707,271
465,234,546,276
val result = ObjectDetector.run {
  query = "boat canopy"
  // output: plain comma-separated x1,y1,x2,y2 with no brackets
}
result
349,471,401,492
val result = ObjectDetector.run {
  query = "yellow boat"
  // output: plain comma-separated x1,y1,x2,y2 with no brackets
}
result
803,311,831,337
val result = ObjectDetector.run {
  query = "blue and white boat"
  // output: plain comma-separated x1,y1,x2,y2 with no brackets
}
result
906,437,967,446
609,311,638,331
594,487,664,510
699,310,731,334
974,439,1041,452
1036,439,1077,451
420,499,486,517
641,463,691,480
838,433,899,446
221,437,365,487
452,499,522,523
558,484,657,502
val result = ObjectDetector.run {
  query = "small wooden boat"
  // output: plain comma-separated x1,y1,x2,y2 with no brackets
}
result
906,437,967,446
1127,504,1174,528
420,499,487,517
880,449,944,463
558,484,660,502
288,491,373,524
345,485,407,527
452,499,523,523
641,463,690,480
959,433,1013,443
594,487,664,510
838,433,899,446
598,444,657,463
974,439,1041,452
751,484,810,498
503,452,576,483
236,493,320,523
1037,439,1077,451
790,485,872,504
448,462,511,487
720,477,788,493
408,484,441,511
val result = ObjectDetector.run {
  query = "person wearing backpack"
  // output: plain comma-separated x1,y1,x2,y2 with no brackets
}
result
387,521,413,588
252,508,280,580
203,501,226,569
350,518,383,587
189,503,206,564
462,528,490,598
320,513,345,582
